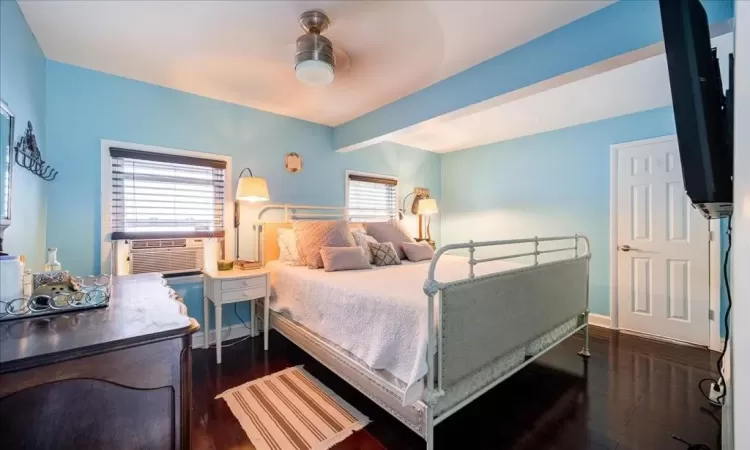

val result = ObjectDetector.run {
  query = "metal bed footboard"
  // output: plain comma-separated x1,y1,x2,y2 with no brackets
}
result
421,235,591,448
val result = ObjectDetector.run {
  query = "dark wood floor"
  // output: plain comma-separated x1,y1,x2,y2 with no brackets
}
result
192,327,722,450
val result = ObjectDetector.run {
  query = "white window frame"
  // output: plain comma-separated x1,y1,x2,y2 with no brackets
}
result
344,170,399,222
100,139,233,276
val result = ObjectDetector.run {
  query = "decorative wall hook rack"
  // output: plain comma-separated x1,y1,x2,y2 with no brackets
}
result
13,121,57,181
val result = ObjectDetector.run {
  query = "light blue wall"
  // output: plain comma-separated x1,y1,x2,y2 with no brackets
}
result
334,0,734,151
44,61,441,328
0,0,47,270
440,106,731,329
440,107,678,316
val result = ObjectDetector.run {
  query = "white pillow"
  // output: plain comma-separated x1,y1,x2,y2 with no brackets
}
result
277,228,302,265
352,230,378,264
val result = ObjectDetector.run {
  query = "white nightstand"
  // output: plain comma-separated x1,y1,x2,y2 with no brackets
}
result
202,267,270,363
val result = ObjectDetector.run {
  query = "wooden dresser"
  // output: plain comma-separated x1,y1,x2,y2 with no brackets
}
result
0,273,199,450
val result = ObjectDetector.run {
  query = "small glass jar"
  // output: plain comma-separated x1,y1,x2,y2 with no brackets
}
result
43,247,62,272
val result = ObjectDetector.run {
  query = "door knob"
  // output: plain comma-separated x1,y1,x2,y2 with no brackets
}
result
618,245,632,252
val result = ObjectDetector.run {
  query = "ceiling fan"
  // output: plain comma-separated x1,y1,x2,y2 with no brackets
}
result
294,10,349,86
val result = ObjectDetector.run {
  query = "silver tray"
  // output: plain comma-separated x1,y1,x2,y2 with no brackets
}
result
0,274,111,322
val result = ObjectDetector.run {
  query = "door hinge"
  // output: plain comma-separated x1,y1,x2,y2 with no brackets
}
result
709,309,715,321
709,231,715,242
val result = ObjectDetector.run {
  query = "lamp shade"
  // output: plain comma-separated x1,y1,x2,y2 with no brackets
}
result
417,198,438,215
236,176,269,202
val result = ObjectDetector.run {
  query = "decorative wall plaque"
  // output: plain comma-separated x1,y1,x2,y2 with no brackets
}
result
284,152,302,173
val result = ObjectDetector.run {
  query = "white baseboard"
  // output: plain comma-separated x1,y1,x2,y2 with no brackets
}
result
588,313,612,329
588,313,725,351
191,323,255,349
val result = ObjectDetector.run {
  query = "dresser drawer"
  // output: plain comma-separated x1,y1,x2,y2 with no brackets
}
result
221,285,265,302
221,276,266,291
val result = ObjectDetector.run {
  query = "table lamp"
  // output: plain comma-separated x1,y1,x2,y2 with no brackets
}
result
235,168,269,263
417,198,439,244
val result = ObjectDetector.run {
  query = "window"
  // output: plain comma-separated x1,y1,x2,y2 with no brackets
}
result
346,172,397,222
110,147,226,240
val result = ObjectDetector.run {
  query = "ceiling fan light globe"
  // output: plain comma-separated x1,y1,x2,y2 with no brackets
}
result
295,60,335,86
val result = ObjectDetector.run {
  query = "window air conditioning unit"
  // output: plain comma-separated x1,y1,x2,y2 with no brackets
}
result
128,238,205,275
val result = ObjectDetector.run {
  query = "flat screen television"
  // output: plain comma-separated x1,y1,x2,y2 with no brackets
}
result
659,0,733,219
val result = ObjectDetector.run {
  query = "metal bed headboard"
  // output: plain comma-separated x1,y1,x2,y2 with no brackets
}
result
257,204,354,222
254,203,393,264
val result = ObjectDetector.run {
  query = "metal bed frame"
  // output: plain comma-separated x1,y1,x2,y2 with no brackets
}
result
255,204,591,449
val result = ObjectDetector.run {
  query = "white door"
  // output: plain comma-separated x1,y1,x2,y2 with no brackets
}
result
616,136,710,346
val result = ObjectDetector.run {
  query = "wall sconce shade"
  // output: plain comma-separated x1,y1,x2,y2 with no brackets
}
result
417,198,439,215
236,169,269,202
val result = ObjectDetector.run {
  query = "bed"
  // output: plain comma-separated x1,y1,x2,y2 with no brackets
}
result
255,205,591,450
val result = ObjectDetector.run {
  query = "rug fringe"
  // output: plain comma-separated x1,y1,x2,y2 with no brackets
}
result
313,421,369,450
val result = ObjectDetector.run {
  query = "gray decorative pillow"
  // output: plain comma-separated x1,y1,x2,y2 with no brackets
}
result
368,242,402,267
352,230,379,263
319,247,372,272
364,220,415,260
293,220,356,269
402,241,435,262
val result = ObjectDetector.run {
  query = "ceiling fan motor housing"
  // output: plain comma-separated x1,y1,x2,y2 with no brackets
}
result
295,11,335,73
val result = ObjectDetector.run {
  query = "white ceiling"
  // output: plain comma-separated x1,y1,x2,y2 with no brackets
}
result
390,55,673,152
18,0,612,126
391,32,734,153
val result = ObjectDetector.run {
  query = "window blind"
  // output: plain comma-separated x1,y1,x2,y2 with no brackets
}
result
110,147,226,240
347,173,397,222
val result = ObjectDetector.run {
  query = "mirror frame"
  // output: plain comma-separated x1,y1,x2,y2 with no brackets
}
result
0,99,14,230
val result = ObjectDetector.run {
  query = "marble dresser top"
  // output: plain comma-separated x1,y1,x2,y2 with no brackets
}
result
0,273,199,373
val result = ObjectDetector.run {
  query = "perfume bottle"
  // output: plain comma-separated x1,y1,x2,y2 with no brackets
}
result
43,247,62,272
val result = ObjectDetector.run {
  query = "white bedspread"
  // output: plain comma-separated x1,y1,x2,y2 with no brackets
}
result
268,255,523,406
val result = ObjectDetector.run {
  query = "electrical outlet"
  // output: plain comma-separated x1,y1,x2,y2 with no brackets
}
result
709,381,725,406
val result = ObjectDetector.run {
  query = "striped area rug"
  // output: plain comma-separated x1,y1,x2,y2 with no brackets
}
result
217,366,370,450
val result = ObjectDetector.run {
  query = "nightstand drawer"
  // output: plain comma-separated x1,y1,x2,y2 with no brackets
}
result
221,286,265,302
221,276,265,291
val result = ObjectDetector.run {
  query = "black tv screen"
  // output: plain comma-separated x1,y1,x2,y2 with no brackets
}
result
659,0,732,219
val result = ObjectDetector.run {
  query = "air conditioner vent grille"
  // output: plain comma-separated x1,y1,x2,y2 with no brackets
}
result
128,238,203,275
131,239,187,250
